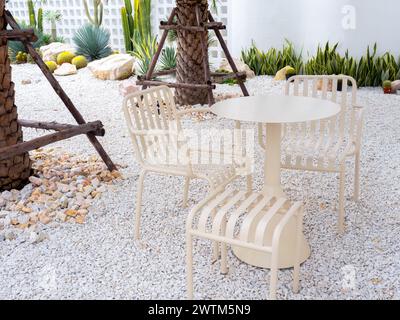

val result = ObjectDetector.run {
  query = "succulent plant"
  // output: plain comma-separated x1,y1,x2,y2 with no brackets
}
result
383,80,392,89
45,61,58,73
71,55,88,69
57,51,76,65
16,51,28,63
73,24,112,61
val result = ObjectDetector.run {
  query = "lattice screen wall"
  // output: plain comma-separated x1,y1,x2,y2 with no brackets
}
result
6,0,229,64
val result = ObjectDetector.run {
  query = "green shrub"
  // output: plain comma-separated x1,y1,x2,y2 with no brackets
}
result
241,40,303,76
242,41,400,87
72,24,112,61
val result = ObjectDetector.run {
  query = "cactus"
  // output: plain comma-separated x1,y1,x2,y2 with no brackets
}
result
121,7,135,52
57,51,76,65
83,0,104,27
16,51,28,63
27,0,36,27
37,8,43,32
71,55,88,69
45,61,58,73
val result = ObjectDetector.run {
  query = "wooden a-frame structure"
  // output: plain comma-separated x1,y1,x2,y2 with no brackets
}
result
136,6,249,106
0,9,116,171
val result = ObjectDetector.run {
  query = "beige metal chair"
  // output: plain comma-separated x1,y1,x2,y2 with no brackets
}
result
260,75,364,233
123,86,252,241
186,186,305,300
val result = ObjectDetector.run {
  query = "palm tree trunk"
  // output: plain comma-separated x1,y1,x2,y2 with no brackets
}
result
175,0,209,106
0,4,31,190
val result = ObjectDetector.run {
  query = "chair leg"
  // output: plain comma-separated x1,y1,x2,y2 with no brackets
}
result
269,251,279,300
211,208,220,262
135,171,147,241
338,165,346,234
183,177,191,208
186,233,194,300
354,151,361,202
293,212,303,294
220,218,229,275
246,174,253,192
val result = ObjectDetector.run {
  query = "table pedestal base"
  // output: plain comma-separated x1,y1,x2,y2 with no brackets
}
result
232,214,311,269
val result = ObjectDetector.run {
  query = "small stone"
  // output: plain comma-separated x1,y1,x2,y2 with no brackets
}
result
65,209,78,217
0,233,5,242
60,196,69,209
18,215,30,225
20,184,33,201
21,207,32,214
29,231,48,244
21,79,32,85
75,215,85,224
56,212,67,222
2,191,13,201
4,230,16,241
38,213,51,225
92,178,100,188
0,197,5,208
29,176,43,186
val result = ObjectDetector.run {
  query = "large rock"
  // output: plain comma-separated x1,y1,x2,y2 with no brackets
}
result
219,58,255,79
88,54,135,81
119,79,141,97
274,66,293,81
391,80,400,93
54,63,77,76
40,42,76,62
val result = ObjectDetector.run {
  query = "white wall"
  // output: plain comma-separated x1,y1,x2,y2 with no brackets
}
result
228,0,400,58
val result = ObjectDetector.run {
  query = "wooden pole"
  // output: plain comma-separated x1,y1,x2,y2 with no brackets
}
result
208,11,249,97
137,79,215,90
0,122,106,161
196,4,214,106
142,8,177,89
18,120,105,136
5,10,117,171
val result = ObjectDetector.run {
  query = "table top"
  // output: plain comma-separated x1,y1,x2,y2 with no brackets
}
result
211,95,341,124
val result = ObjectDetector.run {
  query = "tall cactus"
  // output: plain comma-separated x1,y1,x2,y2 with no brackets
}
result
37,8,43,32
134,0,152,39
83,0,104,27
121,0,135,52
27,0,36,27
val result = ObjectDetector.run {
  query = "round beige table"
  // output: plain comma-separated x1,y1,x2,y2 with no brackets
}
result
211,95,341,269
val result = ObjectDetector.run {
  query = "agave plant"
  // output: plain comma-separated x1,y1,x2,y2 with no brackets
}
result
241,40,303,76
131,31,158,76
159,46,177,71
72,24,112,61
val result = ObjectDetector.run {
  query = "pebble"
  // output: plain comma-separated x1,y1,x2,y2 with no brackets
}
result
28,231,48,244
0,149,122,242
4,230,16,241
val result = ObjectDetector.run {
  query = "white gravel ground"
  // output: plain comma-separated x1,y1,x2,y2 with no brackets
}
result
0,64,399,300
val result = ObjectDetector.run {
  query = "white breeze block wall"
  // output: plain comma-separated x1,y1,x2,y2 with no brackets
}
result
7,0,229,64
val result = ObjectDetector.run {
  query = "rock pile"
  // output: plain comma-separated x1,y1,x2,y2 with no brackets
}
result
0,148,122,243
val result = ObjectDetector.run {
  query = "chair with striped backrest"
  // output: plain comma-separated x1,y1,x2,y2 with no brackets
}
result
260,75,364,233
284,75,363,232
123,86,252,241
